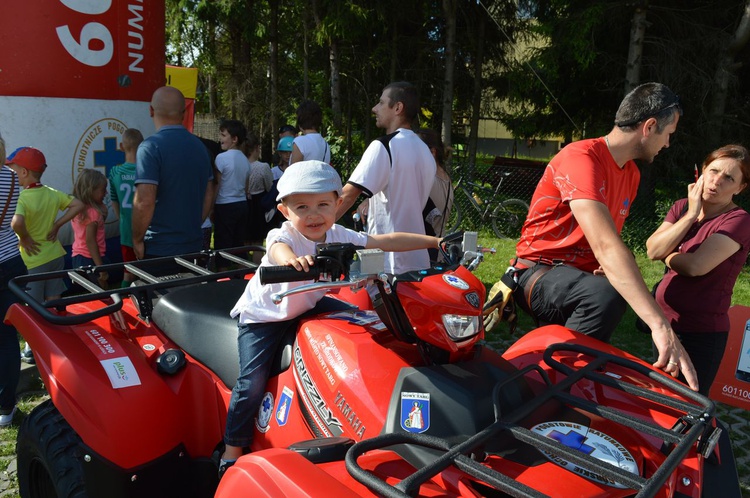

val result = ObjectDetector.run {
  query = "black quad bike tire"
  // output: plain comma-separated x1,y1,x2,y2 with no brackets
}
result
17,400,87,498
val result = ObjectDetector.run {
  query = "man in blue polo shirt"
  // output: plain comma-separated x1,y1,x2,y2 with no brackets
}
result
133,86,214,259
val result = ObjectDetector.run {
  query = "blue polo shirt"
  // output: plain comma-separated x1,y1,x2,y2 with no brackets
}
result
135,125,212,256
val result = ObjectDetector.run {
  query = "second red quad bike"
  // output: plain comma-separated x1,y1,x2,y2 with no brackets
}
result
6,235,741,497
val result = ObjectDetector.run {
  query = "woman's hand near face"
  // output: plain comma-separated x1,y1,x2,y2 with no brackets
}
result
686,175,703,218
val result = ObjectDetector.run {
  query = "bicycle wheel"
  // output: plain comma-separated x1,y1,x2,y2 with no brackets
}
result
445,197,462,234
491,199,529,239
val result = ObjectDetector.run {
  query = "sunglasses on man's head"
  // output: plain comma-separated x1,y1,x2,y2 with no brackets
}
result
615,98,681,128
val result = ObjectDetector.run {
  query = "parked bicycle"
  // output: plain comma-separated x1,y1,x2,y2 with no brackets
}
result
446,171,530,239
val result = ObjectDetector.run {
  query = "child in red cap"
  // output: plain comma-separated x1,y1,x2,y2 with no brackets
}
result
7,147,84,306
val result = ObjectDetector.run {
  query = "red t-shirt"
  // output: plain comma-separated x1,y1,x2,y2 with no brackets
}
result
516,138,640,272
656,200,750,333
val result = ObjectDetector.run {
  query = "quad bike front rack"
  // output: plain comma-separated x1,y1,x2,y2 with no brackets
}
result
8,246,264,325
346,343,719,498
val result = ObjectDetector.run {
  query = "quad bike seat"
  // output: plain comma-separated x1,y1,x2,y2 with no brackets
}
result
151,279,295,389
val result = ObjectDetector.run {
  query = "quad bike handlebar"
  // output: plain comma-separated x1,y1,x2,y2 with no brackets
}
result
260,232,490,361
258,265,323,284
258,242,363,285
260,232,492,305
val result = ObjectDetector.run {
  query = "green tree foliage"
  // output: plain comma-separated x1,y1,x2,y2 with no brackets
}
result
164,0,524,160
165,0,750,180
496,0,750,173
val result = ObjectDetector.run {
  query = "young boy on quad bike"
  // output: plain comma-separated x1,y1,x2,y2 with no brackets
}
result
219,160,440,477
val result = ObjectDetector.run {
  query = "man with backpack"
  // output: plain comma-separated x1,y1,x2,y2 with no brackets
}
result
336,81,436,274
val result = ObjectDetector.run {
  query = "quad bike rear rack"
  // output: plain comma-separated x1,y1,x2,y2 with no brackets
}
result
346,343,719,498
8,246,263,325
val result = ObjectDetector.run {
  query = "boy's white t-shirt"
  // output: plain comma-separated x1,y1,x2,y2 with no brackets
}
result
230,221,369,323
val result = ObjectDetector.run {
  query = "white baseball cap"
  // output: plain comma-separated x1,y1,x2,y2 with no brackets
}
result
276,160,343,201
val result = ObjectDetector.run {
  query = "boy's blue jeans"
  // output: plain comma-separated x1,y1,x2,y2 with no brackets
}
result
223,297,355,448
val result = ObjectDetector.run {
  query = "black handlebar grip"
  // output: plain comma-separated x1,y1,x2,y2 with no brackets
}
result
258,265,321,285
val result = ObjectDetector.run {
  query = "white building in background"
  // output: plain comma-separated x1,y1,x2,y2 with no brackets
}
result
475,119,562,161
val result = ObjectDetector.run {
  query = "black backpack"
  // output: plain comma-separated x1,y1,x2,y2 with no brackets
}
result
375,132,438,236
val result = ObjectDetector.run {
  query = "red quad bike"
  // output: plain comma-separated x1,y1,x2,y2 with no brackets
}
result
6,236,741,498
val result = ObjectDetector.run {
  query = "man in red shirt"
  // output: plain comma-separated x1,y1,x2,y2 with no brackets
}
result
513,82,698,391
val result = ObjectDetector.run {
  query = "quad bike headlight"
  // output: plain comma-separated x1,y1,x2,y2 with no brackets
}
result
442,314,480,341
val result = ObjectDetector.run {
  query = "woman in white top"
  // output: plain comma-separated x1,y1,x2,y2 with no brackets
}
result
290,100,331,165
214,119,251,259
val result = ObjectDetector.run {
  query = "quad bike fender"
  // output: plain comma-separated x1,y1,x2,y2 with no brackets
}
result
502,325,695,397
6,303,225,469
503,325,647,365
501,325,697,413
216,448,361,497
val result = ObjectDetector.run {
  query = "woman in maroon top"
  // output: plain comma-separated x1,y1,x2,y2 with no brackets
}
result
647,144,750,394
